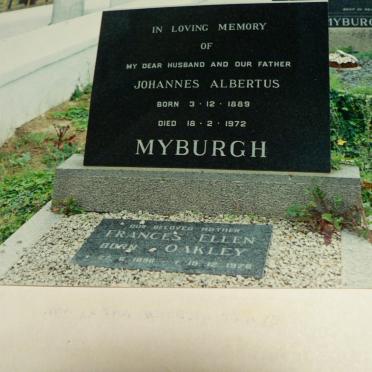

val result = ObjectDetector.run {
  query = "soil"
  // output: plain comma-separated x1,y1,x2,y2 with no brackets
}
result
1,100,87,151
0,98,88,176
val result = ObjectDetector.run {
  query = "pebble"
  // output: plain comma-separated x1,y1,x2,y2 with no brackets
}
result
0,211,342,288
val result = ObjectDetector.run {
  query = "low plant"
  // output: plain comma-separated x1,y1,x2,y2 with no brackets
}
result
70,84,92,101
330,91,370,159
349,86,372,96
70,86,84,101
0,171,54,243
52,197,84,216
52,106,89,132
7,152,32,168
330,72,345,91
43,143,80,168
353,50,372,61
287,186,363,244
337,46,355,54
52,106,89,122
14,132,50,149
53,123,76,149
330,151,345,170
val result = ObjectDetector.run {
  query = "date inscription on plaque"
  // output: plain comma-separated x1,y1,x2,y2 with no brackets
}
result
73,219,273,278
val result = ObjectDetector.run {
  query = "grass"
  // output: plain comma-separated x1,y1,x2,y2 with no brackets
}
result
0,171,54,242
349,86,372,96
330,72,372,96
330,72,345,91
330,49,372,96
0,84,91,243
332,47,372,61
52,106,89,132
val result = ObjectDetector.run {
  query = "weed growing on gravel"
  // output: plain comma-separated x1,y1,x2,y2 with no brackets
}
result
287,186,367,244
52,197,85,216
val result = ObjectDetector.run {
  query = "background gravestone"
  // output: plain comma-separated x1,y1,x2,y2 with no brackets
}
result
329,0,372,27
51,0,85,24
84,2,330,172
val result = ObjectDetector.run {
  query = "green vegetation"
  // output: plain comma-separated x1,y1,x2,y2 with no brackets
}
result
331,71,372,96
70,84,92,101
330,88,371,228
287,186,363,244
0,171,54,242
348,85,372,96
330,73,345,91
52,197,85,216
52,106,89,132
330,72,372,95
0,85,90,244
14,132,51,148
333,47,372,61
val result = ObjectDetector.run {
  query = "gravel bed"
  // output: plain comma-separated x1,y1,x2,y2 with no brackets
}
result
0,211,342,288
335,59,372,89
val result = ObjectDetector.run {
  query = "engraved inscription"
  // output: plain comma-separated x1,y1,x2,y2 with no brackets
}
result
73,220,273,278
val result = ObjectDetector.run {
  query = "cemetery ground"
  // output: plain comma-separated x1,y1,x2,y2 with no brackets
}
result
0,65,371,288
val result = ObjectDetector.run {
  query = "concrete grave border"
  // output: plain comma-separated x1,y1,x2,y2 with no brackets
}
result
0,202,62,279
0,199,370,287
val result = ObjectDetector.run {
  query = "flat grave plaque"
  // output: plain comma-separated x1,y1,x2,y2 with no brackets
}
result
84,2,330,172
72,219,273,278
329,0,372,27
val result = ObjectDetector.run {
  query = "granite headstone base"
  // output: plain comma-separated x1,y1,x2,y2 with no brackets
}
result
53,155,362,218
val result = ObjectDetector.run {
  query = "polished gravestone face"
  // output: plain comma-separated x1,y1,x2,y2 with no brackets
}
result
84,2,330,172
329,0,372,27
72,219,273,278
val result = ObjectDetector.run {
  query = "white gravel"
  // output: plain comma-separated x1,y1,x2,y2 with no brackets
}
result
0,211,342,288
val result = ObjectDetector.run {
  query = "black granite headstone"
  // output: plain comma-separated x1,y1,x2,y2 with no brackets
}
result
84,2,330,172
72,219,273,278
329,0,372,27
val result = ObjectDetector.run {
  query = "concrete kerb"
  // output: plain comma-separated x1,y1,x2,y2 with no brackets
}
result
0,202,62,279
342,231,372,288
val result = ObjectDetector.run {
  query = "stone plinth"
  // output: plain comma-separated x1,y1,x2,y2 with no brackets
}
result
53,155,362,218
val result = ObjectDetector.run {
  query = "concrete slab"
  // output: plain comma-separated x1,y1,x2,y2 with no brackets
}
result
0,201,62,279
342,231,372,288
0,196,370,288
53,154,362,218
